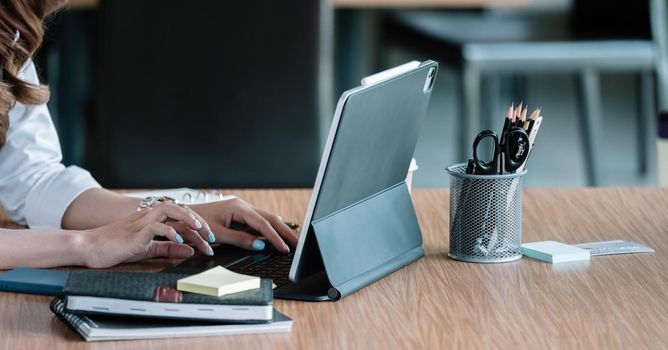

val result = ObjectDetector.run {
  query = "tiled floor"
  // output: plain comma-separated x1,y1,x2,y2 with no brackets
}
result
408,62,658,188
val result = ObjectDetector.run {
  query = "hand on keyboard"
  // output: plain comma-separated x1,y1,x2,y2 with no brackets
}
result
191,198,299,254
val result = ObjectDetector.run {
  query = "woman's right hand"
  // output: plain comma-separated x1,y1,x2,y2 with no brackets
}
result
79,201,214,269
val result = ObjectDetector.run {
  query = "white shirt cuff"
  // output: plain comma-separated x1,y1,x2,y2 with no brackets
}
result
23,166,101,229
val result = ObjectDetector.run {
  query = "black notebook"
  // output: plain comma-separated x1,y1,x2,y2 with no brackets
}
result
63,271,273,323
51,298,292,342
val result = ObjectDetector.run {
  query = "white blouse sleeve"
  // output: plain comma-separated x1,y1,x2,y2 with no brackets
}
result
0,61,101,228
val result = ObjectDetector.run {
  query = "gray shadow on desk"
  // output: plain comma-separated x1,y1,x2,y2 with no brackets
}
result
550,260,592,272
426,255,593,270
424,250,451,261
425,251,528,265
49,316,82,341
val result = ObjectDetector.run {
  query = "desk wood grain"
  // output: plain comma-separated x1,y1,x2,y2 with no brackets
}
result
1,188,667,349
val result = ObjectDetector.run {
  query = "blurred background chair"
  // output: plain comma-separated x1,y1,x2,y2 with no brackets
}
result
382,0,660,186
35,0,664,189
87,0,333,188
653,0,668,186
655,0,668,110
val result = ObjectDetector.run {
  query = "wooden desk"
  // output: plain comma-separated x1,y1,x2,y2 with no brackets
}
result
1,188,667,349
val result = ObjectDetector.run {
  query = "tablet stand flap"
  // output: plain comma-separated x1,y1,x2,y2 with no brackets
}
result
311,183,424,299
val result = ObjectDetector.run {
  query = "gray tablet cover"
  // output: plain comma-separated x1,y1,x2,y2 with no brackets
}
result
285,61,438,300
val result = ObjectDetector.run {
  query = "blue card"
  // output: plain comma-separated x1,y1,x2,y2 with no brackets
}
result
0,268,69,296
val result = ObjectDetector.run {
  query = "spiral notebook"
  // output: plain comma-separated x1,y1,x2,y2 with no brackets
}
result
51,298,292,342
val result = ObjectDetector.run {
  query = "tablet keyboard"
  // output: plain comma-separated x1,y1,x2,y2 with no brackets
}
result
232,252,294,288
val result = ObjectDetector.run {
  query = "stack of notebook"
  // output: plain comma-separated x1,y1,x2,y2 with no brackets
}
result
52,270,291,341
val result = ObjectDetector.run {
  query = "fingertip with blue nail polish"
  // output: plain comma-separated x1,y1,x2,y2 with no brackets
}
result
208,231,216,243
252,239,265,251
175,234,184,244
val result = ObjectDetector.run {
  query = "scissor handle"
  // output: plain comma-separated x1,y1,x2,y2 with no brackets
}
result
501,127,530,172
472,130,499,175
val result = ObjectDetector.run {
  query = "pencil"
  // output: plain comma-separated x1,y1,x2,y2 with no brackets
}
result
525,108,539,129
521,106,528,122
528,108,540,121
532,107,541,120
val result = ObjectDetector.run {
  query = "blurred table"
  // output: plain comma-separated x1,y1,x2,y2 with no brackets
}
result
67,0,527,9
1,188,667,349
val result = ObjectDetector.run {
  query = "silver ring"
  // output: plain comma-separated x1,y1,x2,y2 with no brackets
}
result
137,195,181,211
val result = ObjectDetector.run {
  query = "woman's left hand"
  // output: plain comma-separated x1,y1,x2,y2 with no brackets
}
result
185,198,299,254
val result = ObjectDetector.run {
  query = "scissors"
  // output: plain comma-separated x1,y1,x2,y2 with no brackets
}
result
471,126,530,174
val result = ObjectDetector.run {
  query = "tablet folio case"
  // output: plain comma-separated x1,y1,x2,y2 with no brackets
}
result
279,61,436,301
312,183,423,300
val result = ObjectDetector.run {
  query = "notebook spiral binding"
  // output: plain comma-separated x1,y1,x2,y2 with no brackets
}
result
50,298,93,331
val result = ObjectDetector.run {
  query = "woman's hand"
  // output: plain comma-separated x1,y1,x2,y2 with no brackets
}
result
191,198,299,254
80,201,214,268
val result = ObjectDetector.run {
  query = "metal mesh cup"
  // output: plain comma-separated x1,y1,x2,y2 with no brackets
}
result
446,163,526,263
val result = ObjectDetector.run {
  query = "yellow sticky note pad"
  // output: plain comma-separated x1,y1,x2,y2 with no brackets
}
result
177,266,260,297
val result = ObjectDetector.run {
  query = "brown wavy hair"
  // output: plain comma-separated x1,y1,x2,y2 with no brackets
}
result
0,0,65,147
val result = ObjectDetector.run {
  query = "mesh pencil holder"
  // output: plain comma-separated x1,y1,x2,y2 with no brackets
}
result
446,163,526,263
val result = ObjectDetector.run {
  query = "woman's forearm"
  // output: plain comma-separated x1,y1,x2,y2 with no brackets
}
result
2,198,213,269
0,189,140,269
0,228,86,269
61,188,141,230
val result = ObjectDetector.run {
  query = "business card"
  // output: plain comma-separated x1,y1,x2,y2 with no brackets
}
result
572,240,654,256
